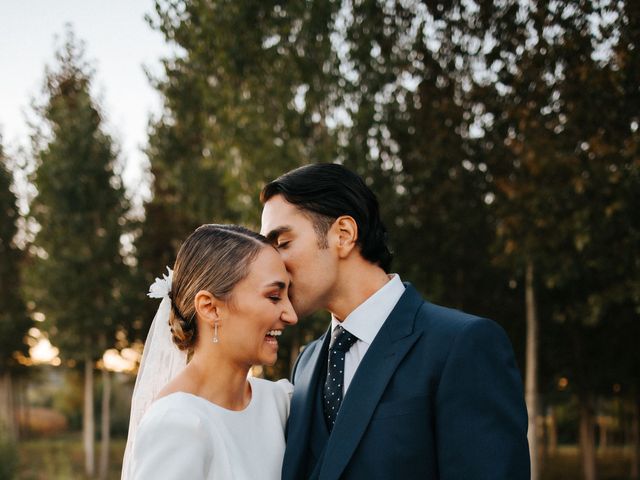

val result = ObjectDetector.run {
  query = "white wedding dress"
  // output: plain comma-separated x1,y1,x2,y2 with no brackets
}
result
131,377,292,480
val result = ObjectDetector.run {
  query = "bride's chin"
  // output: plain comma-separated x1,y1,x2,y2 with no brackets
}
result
262,354,278,367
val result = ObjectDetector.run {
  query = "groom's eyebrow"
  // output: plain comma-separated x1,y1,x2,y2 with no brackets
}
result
265,226,291,244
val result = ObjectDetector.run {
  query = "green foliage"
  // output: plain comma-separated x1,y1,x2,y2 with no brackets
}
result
27,29,130,361
134,0,345,339
141,0,512,315
0,144,31,371
474,0,640,393
139,0,638,387
324,1,517,322
148,0,339,221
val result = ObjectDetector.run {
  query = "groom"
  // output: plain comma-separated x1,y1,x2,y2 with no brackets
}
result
260,163,530,479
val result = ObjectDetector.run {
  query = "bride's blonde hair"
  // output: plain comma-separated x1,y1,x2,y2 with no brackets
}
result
169,224,268,351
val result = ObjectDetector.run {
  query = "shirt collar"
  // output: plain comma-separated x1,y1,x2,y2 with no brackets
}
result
331,274,405,345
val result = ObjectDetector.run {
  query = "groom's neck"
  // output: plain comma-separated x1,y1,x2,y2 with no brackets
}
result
327,258,390,321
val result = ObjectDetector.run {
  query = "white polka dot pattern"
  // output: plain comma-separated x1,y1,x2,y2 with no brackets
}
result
323,325,358,431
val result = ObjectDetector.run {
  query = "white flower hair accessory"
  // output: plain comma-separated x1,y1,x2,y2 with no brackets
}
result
147,267,173,299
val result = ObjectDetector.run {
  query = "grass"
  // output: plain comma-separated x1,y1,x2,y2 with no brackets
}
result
541,446,634,480
16,434,125,480
13,436,635,479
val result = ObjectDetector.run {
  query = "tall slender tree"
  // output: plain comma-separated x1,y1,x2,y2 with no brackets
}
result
476,2,640,479
27,30,129,477
325,0,515,321
0,141,31,440
135,1,343,370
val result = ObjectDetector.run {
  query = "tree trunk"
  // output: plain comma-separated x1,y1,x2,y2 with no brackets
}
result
18,378,28,440
84,357,95,478
579,394,598,480
547,406,558,454
525,261,539,480
598,416,607,450
7,372,16,440
631,394,639,480
0,370,17,440
99,368,111,480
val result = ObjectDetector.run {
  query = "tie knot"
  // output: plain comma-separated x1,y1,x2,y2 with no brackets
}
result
330,326,358,353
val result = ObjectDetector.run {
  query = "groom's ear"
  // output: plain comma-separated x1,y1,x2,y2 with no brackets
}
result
333,215,358,258
194,290,224,326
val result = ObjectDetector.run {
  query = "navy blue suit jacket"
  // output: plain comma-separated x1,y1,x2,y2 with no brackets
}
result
281,284,530,480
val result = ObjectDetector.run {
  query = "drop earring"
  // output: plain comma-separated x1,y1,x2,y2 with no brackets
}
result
213,320,219,343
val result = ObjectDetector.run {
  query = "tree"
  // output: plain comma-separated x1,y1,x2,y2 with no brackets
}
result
134,0,342,372
475,2,640,479
27,30,129,478
0,141,31,440
140,11,639,480
543,3,640,478
325,0,518,321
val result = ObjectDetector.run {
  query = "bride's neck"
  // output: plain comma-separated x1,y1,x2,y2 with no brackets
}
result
185,353,252,411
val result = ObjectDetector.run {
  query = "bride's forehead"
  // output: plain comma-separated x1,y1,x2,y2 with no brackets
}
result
245,248,286,275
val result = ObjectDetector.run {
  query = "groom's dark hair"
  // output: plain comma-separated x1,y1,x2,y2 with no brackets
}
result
261,163,392,272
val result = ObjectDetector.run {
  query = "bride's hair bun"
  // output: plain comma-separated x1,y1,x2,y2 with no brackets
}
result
168,291,196,350
168,224,268,351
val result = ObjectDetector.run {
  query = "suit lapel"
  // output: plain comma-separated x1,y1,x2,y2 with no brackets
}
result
318,285,424,480
283,331,331,479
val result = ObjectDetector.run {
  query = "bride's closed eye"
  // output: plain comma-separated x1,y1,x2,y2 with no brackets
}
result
267,292,282,302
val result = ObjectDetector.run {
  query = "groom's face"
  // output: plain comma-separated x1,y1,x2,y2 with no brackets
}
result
261,194,339,318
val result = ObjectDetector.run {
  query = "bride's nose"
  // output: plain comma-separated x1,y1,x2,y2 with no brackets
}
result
281,301,298,325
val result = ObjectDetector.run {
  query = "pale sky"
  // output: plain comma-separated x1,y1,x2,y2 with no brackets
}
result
0,0,174,202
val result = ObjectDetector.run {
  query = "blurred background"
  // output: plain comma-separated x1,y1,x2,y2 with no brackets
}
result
0,0,638,479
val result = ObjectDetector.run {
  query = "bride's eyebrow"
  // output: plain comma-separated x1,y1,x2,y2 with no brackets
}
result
264,281,287,290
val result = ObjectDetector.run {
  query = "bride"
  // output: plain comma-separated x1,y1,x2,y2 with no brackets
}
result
122,224,298,479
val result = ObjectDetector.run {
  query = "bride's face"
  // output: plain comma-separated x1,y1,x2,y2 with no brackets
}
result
219,247,298,366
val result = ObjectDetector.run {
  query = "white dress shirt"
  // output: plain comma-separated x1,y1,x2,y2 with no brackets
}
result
330,274,405,395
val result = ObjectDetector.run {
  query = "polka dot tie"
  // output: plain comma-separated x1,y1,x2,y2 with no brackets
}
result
323,325,358,431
